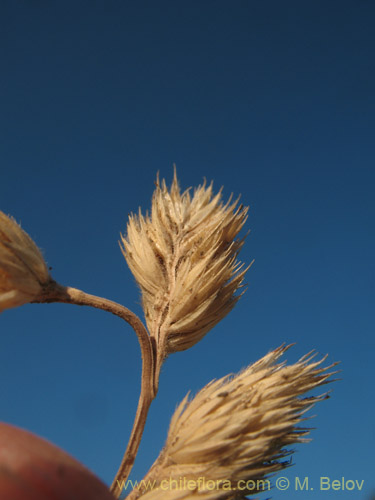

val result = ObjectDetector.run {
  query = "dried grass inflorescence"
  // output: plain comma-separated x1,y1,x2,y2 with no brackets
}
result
131,346,336,500
120,170,249,363
0,211,50,312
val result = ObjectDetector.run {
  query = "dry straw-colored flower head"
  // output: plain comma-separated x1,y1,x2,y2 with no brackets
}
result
128,346,336,500
0,211,50,312
120,170,250,365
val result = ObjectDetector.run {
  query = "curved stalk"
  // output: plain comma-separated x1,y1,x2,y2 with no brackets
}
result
110,386,153,497
34,281,156,498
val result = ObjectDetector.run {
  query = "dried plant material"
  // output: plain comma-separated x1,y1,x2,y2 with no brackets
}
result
120,169,249,365
0,211,50,312
0,174,338,500
128,346,336,500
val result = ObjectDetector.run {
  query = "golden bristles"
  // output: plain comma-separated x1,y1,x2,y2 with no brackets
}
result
0,211,50,312
120,170,250,360
128,346,336,500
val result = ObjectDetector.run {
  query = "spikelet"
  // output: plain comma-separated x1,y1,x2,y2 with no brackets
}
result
0,211,50,312
127,346,336,500
120,169,249,362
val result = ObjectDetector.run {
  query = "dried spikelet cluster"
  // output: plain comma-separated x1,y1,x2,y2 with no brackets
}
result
0,173,338,500
0,212,50,313
120,170,249,362
130,346,335,500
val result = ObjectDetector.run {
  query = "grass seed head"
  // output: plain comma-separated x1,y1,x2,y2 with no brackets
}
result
120,169,250,361
133,346,336,500
0,212,50,312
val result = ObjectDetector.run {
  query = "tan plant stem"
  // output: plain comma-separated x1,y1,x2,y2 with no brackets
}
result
110,387,154,498
34,281,157,499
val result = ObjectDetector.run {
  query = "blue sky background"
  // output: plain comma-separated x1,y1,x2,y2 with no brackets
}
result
1,1,374,499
